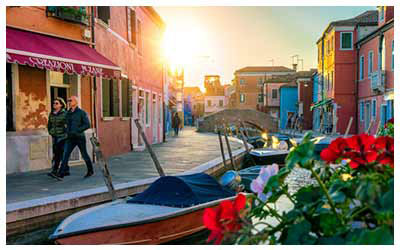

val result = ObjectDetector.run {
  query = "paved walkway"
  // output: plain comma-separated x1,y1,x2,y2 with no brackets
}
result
6,127,243,204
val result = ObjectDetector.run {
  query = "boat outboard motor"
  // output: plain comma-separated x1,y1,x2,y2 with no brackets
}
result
220,170,244,192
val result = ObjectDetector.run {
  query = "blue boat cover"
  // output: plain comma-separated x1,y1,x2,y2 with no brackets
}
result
127,173,235,208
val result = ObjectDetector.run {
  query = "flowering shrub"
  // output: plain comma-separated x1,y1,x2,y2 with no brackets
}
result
204,124,394,245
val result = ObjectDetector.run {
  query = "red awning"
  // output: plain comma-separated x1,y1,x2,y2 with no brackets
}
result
6,27,121,78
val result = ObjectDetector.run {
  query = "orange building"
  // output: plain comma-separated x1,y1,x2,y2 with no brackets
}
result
6,6,165,174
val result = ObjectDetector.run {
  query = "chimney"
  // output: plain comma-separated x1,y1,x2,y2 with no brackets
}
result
292,63,298,72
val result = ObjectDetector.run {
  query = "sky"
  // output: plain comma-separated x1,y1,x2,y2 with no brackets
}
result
155,6,376,91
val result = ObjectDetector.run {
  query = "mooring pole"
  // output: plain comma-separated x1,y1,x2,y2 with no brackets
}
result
90,135,117,201
134,119,166,177
344,117,353,137
216,125,228,169
237,122,257,166
223,121,237,171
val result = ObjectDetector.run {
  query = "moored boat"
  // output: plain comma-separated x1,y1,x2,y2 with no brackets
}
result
49,173,240,245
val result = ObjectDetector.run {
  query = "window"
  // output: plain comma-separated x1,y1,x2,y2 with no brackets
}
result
272,89,278,99
219,100,223,107
240,79,245,85
392,40,394,71
102,78,119,117
257,78,263,86
145,92,149,125
207,100,211,107
372,99,376,120
137,19,142,55
258,93,263,103
380,104,387,126
360,55,365,80
240,94,245,103
379,6,385,21
129,9,136,45
368,51,374,77
360,101,364,121
98,7,110,25
340,32,353,50
121,78,131,117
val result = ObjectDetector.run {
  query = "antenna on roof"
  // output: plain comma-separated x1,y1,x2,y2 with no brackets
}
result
267,59,274,66
298,58,304,71
291,55,299,71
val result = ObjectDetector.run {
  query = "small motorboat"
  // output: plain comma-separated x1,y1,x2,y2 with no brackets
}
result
49,173,239,245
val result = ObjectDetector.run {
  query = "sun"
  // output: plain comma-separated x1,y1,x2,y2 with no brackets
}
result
162,24,207,72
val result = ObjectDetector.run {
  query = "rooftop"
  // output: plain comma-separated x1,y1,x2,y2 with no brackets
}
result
235,66,295,74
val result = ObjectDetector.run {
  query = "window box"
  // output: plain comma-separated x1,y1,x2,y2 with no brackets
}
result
47,6,89,26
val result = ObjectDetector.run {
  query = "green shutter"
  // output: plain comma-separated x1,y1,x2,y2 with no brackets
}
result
112,79,119,116
102,79,110,117
128,80,133,117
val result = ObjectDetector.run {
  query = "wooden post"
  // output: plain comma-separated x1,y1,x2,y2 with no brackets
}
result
344,117,353,137
216,125,228,169
223,122,237,171
366,120,374,135
134,119,166,177
237,123,257,166
90,135,117,201
239,120,249,138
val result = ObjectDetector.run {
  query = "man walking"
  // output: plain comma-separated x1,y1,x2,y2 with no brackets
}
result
172,112,181,136
57,96,94,178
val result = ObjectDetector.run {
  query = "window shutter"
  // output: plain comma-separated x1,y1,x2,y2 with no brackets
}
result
112,79,119,116
130,9,136,45
387,100,392,120
128,80,133,117
102,79,110,117
127,8,131,43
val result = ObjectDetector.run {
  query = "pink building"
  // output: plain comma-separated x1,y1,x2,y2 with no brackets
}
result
94,7,165,156
356,6,394,134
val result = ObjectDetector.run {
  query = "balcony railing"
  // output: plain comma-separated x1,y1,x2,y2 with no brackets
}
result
46,7,89,26
371,70,385,93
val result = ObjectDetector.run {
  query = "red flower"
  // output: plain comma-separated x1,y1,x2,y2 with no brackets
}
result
375,136,394,168
203,194,246,244
320,137,349,163
343,134,378,169
388,118,394,124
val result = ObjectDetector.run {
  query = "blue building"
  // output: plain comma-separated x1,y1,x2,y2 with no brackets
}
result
183,95,193,125
311,72,320,131
279,83,298,130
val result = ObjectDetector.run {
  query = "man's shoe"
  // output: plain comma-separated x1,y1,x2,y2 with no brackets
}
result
84,171,94,178
48,172,63,181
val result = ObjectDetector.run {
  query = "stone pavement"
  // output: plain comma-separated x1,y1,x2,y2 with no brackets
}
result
6,127,243,204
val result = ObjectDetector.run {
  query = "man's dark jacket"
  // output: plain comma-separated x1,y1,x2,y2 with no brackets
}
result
66,107,90,139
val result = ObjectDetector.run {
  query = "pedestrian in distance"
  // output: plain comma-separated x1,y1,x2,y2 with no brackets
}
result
172,112,181,136
286,113,293,130
57,96,94,179
47,97,69,179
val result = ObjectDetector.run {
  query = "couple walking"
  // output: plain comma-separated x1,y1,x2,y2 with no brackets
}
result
47,96,94,179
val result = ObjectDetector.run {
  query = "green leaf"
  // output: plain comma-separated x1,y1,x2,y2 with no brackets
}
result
378,178,394,212
283,219,317,244
352,226,394,245
355,177,381,203
319,213,342,235
295,186,322,206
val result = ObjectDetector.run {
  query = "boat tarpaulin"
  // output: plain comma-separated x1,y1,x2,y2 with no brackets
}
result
127,173,235,207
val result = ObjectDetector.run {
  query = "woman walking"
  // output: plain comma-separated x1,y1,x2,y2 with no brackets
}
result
47,97,69,178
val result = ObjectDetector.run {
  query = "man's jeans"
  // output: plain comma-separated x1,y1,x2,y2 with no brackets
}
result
58,137,93,175
174,127,179,136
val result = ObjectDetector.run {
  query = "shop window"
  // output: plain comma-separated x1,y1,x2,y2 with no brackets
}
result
98,6,110,25
102,78,119,117
6,63,14,131
340,32,353,50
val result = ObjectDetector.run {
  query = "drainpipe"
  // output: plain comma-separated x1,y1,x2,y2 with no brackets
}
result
91,6,98,161
355,25,360,135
